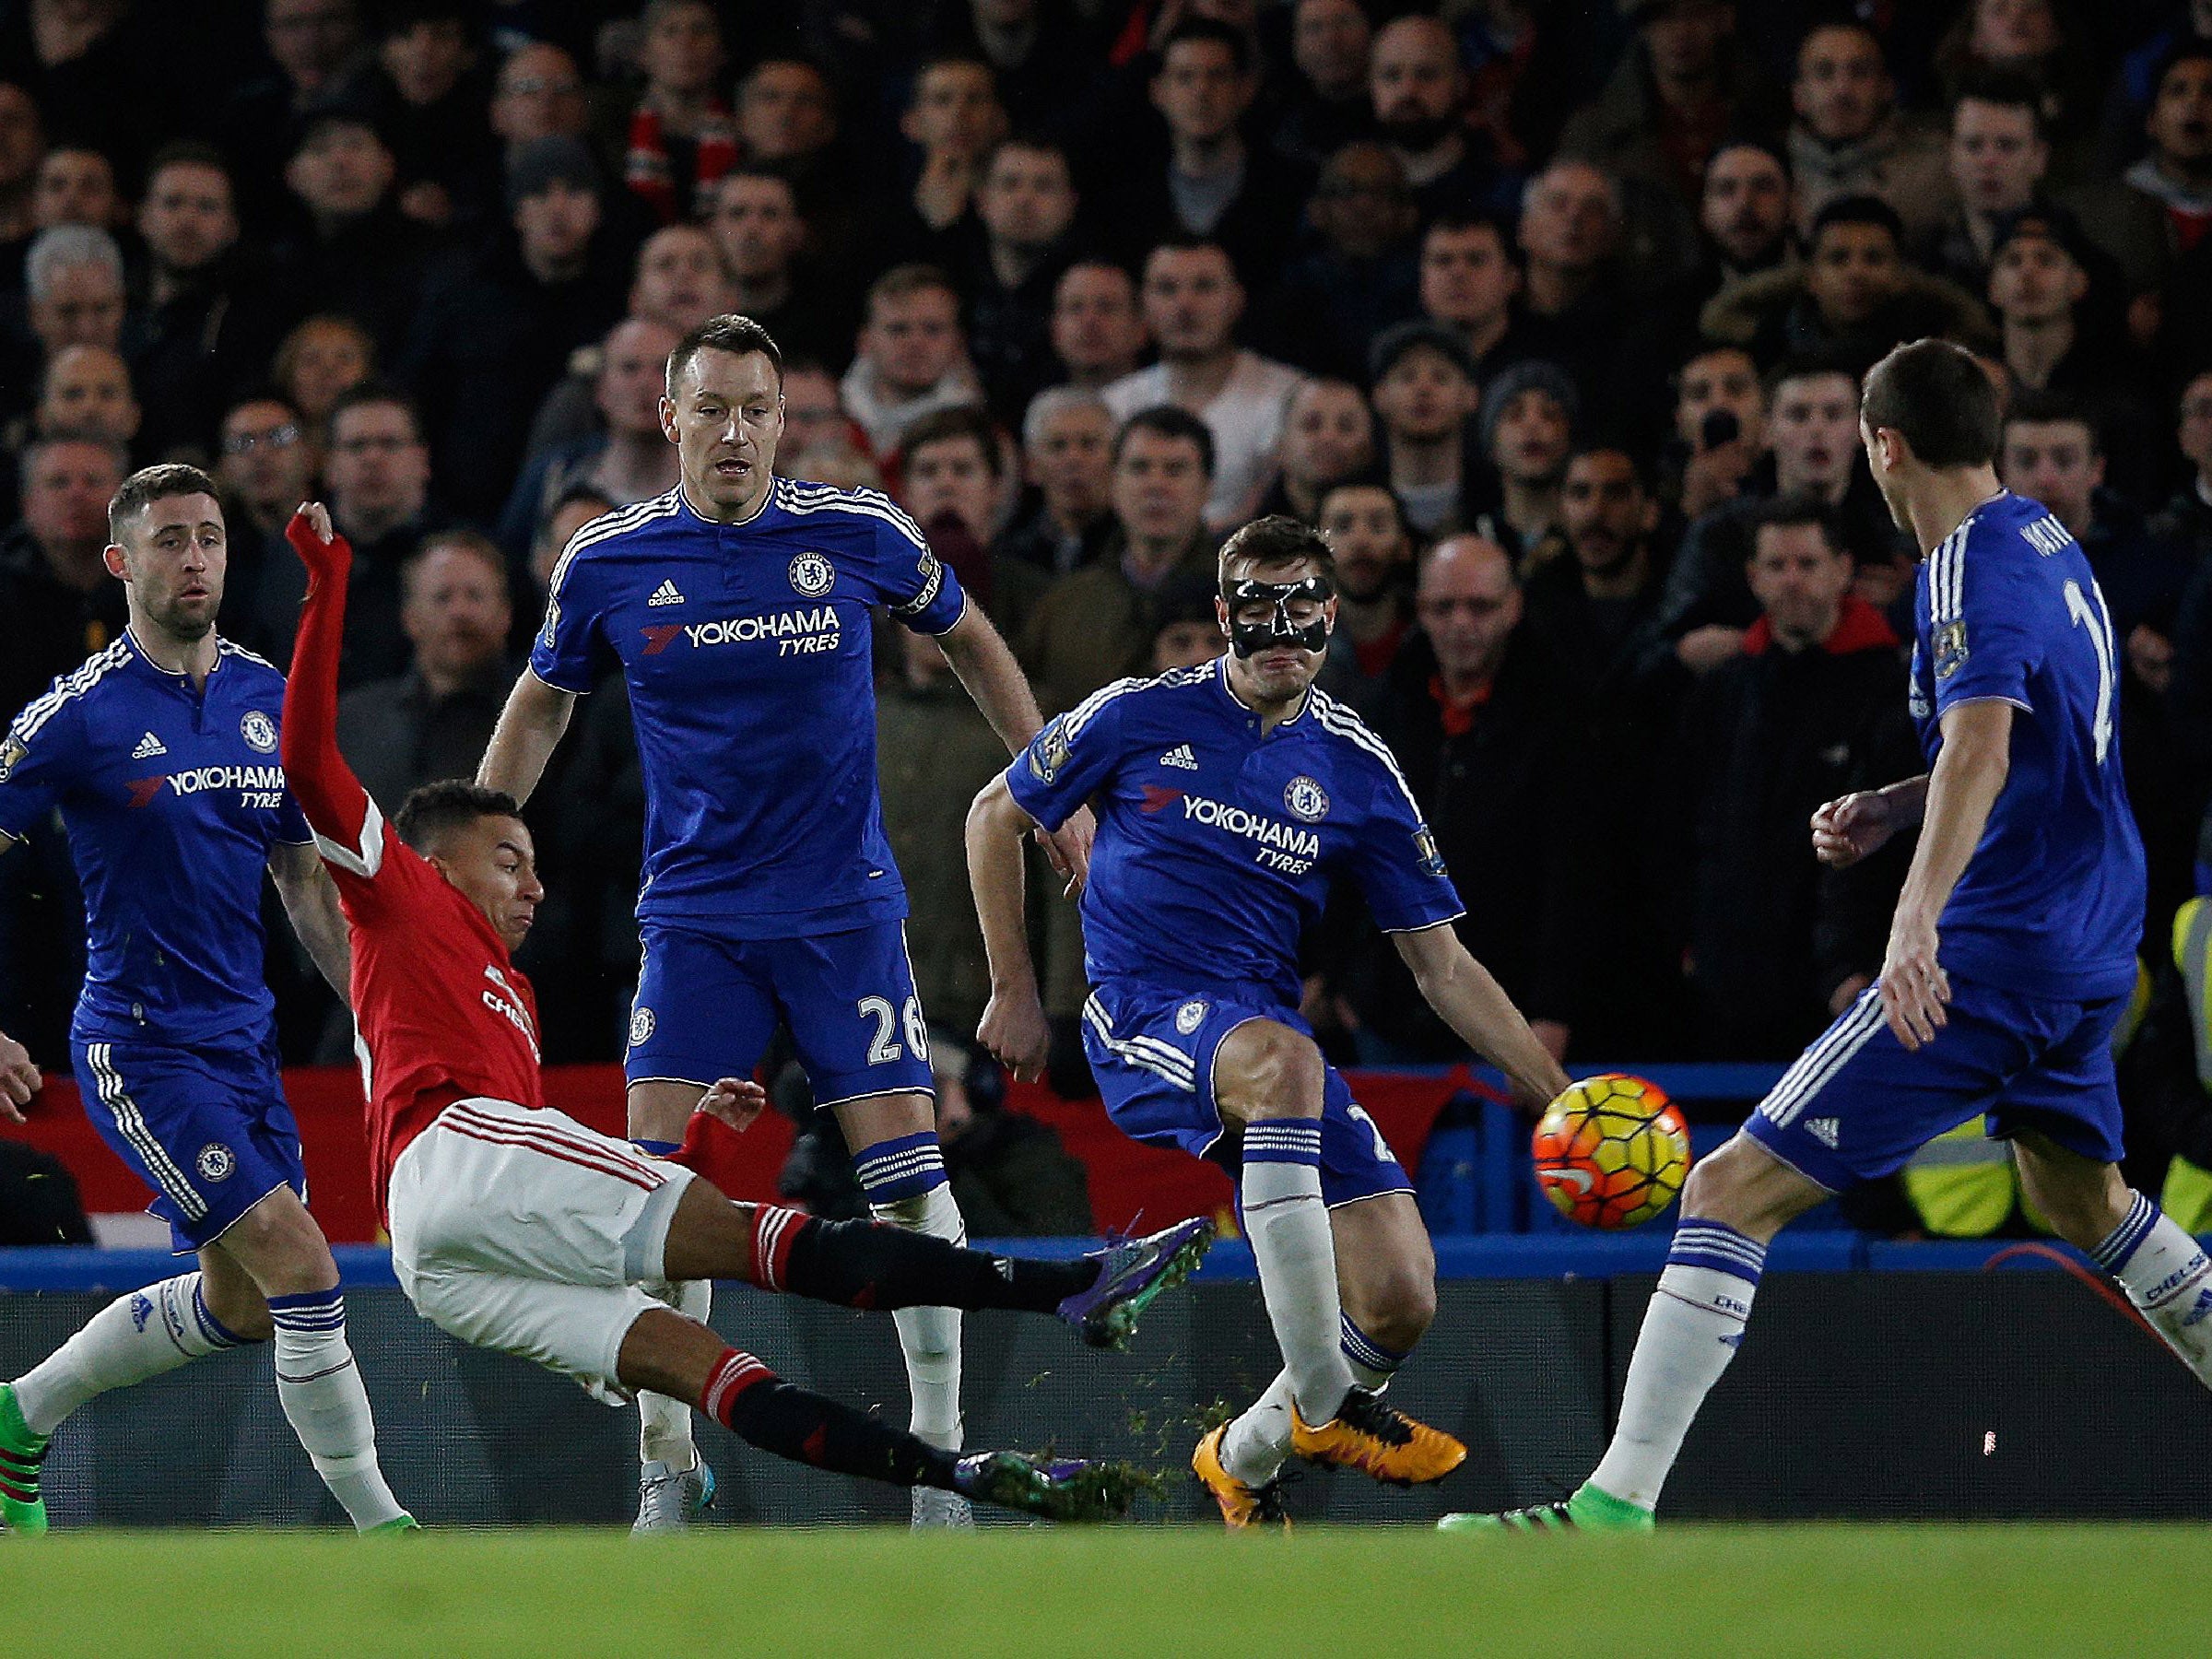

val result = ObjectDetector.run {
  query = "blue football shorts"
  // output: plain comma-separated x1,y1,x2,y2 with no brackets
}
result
1079,980,1411,1207
1744,978,2128,1192
71,1034,307,1253
627,918,935,1105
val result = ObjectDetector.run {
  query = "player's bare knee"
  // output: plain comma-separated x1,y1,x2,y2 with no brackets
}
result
1363,1270,1436,1352
1218,1021,1324,1122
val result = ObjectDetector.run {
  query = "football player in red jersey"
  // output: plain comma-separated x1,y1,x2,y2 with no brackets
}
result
276,503,1210,1522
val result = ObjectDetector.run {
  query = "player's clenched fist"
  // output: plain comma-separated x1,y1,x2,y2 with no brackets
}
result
978,987,1051,1083
1811,789,1898,868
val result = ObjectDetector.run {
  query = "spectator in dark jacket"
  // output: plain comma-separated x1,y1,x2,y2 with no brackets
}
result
1669,499,1916,1059
1354,533,1589,1062
399,135,629,523
334,528,514,815
935,1035,1094,1238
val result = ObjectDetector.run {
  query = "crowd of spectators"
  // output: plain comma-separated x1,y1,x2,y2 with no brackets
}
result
4,1,2212,1192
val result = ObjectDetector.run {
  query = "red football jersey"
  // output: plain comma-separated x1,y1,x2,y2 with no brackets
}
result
280,518,546,1219
315,800,545,1219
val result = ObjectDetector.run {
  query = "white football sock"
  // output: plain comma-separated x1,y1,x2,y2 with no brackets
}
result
1220,1370,1296,1486
1241,1119,1353,1424
1588,1222,1766,1513
268,1291,407,1532
869,1181,966,1448
638,1277,711,1472
11,1273,245,1436
2095,1192,2212,1385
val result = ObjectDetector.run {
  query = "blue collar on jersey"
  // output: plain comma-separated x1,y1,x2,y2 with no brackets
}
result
1211,654,1312,728
122,626,223,681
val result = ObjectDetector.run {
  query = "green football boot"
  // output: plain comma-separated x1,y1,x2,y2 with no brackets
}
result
1437,1480,1654,1535
0,1382,51,1535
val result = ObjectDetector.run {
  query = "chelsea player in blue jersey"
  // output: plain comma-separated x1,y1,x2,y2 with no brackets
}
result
478,315,1087,1528
969,515,1573,1526
0,465,410,1534
1446,339,2212,1535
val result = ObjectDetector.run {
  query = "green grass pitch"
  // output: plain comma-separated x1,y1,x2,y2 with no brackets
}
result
4,1525,2196,1657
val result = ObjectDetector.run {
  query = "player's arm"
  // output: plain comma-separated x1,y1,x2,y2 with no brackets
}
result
476,668,576,806
1878,699,2012,1051
278,504,382,858
965,771,1050,1080
1392,923,1571,1112
267,839,351,1000
935,604,1093,892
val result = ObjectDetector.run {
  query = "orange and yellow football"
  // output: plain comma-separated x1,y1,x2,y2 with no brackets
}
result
1532,1073,1692,1230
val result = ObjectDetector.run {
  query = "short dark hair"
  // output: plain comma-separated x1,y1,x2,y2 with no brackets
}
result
1862,337,2001,467
108,461,219,544
2002,386,2101,454
1809,193,1904,249
866,263,959,315
145,139,231,185
1747,494,1843,560
1950,67,2047,139
326,379,422,441
403,527,508,595
1158,18,1252,76
1424,210,1513,253
394,780,524,854
1315,477,1415,543
2150,39,2212,103
982,131,1071,179
1115,404,1215,477
1218,513,1337,585
900,405,1003,477
1564,442,1649,494
665,312,783,396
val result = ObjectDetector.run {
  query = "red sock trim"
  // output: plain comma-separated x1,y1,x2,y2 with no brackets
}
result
698,1347,776,1427
747,1206,809,1293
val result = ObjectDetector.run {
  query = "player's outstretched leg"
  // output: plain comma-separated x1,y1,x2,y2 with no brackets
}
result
617,1311,1142,1523
215,1194,414,1534
1213,1022,1462,1491
1441,1134,1825,1534
661,1182,1212,1339
2,1271,254,1535
843,1100,971,1527
1198,1193,1444,1528
2012,1135,2212,1387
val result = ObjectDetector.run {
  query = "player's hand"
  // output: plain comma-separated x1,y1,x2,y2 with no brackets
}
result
694,1077,768,1135
1811,790,1897,868
1878,911,1948,1051
978,985,1052,1083
0,1029,39,1123
1035,805,1094,897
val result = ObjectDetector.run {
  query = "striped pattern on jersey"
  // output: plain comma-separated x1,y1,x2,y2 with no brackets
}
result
8,638,131,743
541,488,685,603
82,1041,207,1221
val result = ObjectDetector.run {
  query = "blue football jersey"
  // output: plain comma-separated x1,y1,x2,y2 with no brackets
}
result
1910,491,2145,999
0,631,312,1046
1006,659,1465,1010
531,479,967,936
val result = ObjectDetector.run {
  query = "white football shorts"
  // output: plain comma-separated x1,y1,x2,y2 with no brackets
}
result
386,1098,697,1404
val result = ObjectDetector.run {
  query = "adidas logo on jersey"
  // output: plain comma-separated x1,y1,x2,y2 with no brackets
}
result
1159,744,1198,771
1806,1117,1841,1149
131,731,167,759
647,579,686,607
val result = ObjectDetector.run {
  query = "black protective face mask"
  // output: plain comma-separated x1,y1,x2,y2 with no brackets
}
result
1221,575,1334,657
